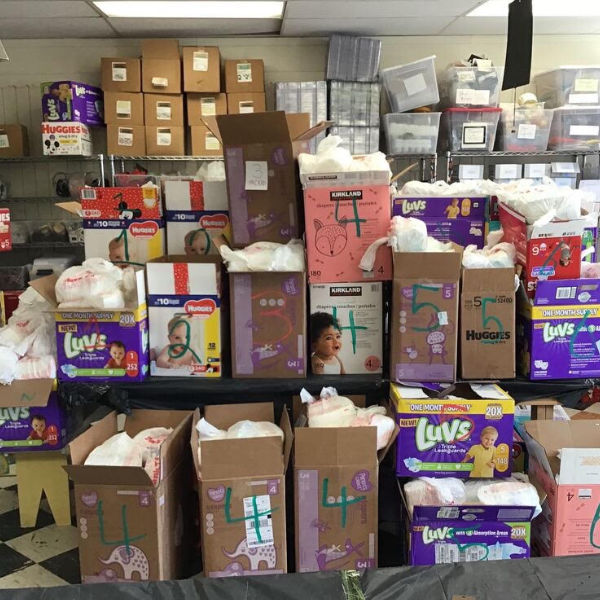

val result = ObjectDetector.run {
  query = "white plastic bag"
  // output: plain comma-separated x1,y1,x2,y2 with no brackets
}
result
0,347,19,385
462,242,517,269
219,239,306,272
227,420,284,441
84,432,143,467
15,356,56,380
133,427,173,486
404,478,466,517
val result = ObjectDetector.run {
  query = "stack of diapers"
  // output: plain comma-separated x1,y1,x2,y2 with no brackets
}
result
218,239,306,272
462,242,517,269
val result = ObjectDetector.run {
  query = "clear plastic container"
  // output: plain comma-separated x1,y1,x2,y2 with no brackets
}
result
547,107,600,151
534,67,600,108
440,108,502,152
328,81,380,126
326,34,381,82
381,56,439,113
331,126,379,155
383,112,441,155
497,105,553,151
439,66,504,108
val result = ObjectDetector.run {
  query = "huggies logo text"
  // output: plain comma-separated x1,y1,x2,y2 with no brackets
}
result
415,417,472,451
543,322,575,342
63,332,108,358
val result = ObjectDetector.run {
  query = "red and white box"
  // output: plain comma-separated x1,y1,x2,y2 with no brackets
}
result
80,186,162,220
0,209,11,252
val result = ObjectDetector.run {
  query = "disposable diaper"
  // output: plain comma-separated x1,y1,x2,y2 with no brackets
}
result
133,427,173,486
462,242,517,269
15,356,56,380
0,347,19,385
404,478,466,517
219,239,306,272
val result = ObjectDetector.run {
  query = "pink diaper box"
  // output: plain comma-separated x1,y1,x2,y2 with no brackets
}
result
301,170,392,284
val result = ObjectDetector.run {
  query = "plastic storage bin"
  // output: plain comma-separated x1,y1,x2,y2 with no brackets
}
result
534,67,600,108
383,112,441,155
497,105,553,151
547,107,600,151
440,108,501,152
331,126,379,155
329,81,380,126
326,34,381,82
439,66,504,108
381,56,439,113
0,266,29,290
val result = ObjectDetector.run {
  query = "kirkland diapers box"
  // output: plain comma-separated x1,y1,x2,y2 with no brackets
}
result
230,271,306,378
192,403,292,577
302,169,392,283
42,122,92,156
65,410,194,583
519,278,600,379
147,256,223,377
393,196,488,248
390,246,462,382
41,81,103,126
392,382,515,478
309,282,383,374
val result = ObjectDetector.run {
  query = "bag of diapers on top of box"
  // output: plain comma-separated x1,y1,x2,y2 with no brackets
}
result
218,239,306,272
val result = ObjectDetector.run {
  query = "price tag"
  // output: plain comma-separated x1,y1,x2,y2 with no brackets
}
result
403,73,427,96
156,129,172,146
574,78,599,93
201,97,216,116
112,62,127,82
116,100,131,118
239,101,255,114
245,161,268,190
205,133,220,151
517,123,537,139
0,134,9,148
456,88,490,105
118,128,133,146
193,50,209,72
237,62,253,83
0,209,11,252
156,102,172,120
570,125,599,136
462,123,487,148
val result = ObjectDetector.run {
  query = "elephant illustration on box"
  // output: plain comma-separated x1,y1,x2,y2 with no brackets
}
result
100,545,150,580
222,539,277,571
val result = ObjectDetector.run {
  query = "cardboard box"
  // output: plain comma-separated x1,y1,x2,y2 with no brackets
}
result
224,59,265,93
41,81,104,126
80,186,162,220
182,47,220,93
390,247,462,382
142,39,181,94
393,196,489,249
230,271,306,378
147,256,223,377
212,112,328,246
0,382,66,452
104,92,144,126
163,179,229,254
42,122,91,156
518,278,600,379
107,125,146,156
144,94,184,126
460,267,516,380
392,382,515,478
302,170,392,283
309,282,383,374
191,403,292,577
187,93,227,124
499,202,585,297
0,124,28,157
189,125,223,157
66,409,194,582
101,57,141,93
227,92,266,115
145,126,185,156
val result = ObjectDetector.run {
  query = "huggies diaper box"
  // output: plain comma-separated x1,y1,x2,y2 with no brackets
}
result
41,81,104,126
393,196,489,249
42,122,92,156
147,257,223,377
392,383,515,478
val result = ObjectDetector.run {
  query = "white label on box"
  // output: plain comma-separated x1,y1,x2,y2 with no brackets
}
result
193,50,209,72
152,76,168,88
239,101,255,114
243,495,273,548
574,78,599,93
457,70,476,83
112,62,127,82
394,385,430,399
570,125,599,136
0,134,9,148
459,164,484,179
474,58,492,69
245,160,268,190
559,448,600,485
517,123,537,139
437,311,448,326
456,88,490,105
116,100,132,118
525,163,547,178
118,128,133,147
496,164,521,179
403,72,427,96
156,102,172,120
462,123,487,148
201,97,216,116
205,132,220,151
569,93,599,104
156,129,172,146
237,62,253,83
552,162,580,174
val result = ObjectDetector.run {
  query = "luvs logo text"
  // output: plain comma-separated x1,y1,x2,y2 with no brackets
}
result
401,199,426,215
415,417,472,451
543,322,575,342
0,407,30,426
63,332,108,358
422,526,453,545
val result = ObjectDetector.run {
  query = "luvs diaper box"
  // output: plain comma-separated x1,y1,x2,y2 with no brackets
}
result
147,257,223,377
309,282,383,375
390,246,462,382
163,179,230,255
519,278,600,379
392,383,515,478
393,196,489,249
41,81,104,126
302,170,392,283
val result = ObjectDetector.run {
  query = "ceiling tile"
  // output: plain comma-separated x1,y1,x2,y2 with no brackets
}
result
533,17,600,34
0,1,98,18
1,17,116,38
439,16,507,35
442,15,600,35
108,18,281,37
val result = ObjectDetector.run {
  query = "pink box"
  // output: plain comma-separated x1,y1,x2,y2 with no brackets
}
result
301,171,392,283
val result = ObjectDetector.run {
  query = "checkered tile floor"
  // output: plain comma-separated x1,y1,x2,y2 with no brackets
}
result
0,475,80,589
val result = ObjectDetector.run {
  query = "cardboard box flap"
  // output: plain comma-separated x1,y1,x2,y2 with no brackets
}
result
280,408,293,470
142,39,180,59
0,379,54,408
68,411,118,467
294,121,333,141
200,116,222,144
28,274,58,307
393,245,463,279
56,201,82,217
462,267,515,291
217,112,292,145
64,464,153,487
204,402,274,430
573,403,600,420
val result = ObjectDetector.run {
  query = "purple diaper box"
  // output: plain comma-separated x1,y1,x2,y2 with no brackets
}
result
519,278,600,379
41,81,104,126
392,196,489,248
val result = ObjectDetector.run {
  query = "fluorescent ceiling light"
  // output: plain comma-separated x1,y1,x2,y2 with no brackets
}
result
94,1,285,19
469,0,600,17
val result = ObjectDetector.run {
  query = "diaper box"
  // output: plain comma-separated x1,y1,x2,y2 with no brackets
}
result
0,382,66,453
518,278,600,380
65,409,195,583
392,196,489,249
41,81,103,126
390,247,462,382
191,403,292,577
42,122,92,156
499,202,585,298
309,282,383,374
147,257,223,377
80,186,162,220
101,57,141,93
392,382,515,478
302,170,392,284
230,271,306,378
